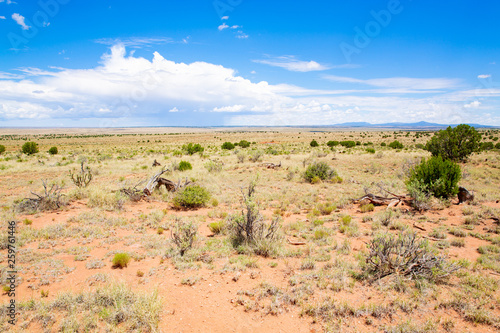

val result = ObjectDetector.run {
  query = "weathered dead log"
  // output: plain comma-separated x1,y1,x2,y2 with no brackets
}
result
143,166,192,196
143,167,170,196
152,159,161,167
287,238,306,245
354,193,402,206
261,161,281,169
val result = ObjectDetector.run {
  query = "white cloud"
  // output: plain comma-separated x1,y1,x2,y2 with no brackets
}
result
464,100,481,108
218,23,229,31
221,16,229,20
323,75,461,90
0,0,15,4
478,74,491,79
235,31,249,39
12,13,30,30
253,56,330,72
0,16,6,19
0,45,499,126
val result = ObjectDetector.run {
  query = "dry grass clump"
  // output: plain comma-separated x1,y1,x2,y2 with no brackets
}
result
12,282,161,332
16,181,67,214
364,231,459,282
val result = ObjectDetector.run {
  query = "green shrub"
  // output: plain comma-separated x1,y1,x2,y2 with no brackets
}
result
303,161,337,183
182,143,204,155
112,253,131,268
389,140,404,149
327,140,339,147
365,148,375,154
221,142,235,150
425,124,481,161
481,141,494,151
496,142,500,149
172,219,197,256
360,203,374,213
238,140,251,148
22,141,39,155
48,146,58,155
406,156,461,198
310,139,319,147
178,160,192,171
0,145,5,154
340,140,356,148
380,142,387,147
173,185,211,209
208,221,225,234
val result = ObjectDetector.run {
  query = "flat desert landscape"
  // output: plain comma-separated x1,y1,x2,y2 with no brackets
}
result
1,127,500,332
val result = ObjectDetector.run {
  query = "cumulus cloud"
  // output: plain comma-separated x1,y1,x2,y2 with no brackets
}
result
253,56,330,72
478,74,491,79
12,13,30,30
464,100,481,108
0,16,6,19
0,45,499,126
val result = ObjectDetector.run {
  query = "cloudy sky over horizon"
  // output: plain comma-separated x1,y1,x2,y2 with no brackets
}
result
0,0,499,127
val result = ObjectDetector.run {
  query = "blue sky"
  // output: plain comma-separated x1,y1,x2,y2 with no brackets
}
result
0,0,499,127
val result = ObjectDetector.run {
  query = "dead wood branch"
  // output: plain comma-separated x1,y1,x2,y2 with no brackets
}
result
413,223,427,231
152,159,161,167
120,180,145,202
17,180,66,213
287,238,306,245
143,167,192,196
260,161,281,169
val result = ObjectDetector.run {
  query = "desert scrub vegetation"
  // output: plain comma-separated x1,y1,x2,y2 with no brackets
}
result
69,161,93,188
363,231,459,282
303,161,339,183
229,180,282,257
16,181,67,214
22,141,39,154
406,156,461,199
48,146,58,155
221,141,235,150
87,187,127,211
178,160,192,171
425,124,481,161
173,185,210,209
8,282,161,332
171,219,197,256
112,252,131,268
182,142,204,155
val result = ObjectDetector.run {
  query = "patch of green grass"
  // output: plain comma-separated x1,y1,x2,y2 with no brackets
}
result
112,252,131,268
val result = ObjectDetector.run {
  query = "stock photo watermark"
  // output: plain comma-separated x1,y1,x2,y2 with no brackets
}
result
340,0,406,62
7,0,70,51
5,220,17,325
213,0,243,19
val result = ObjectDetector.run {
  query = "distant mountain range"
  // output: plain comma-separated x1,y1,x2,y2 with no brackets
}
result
318,121,497,129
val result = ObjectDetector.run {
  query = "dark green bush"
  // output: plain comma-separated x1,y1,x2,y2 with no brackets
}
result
415,143,425,149
22,141,39,155
173,185,211,209
406,156,461,198
0,145,5,154
303,161,337,183
481,142,494,151
221,142,235,150
327,140,340,147
380,142,387,147
178,161,192,171
48,146,58,155
238,140,251,148
425,124,481,161
310,140,319,147
340,141,356,148
496,142,500,149
182,143,204,155
366,148,375,154
389,140,404,149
